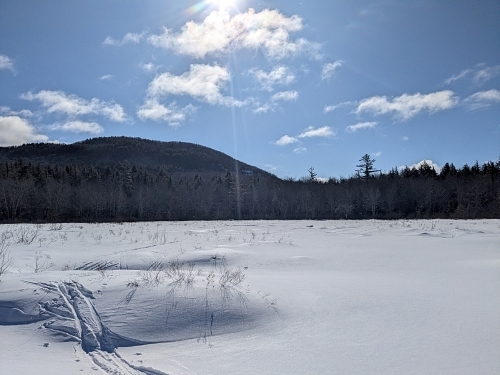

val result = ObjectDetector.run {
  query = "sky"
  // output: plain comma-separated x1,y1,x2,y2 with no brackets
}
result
0,0,499,179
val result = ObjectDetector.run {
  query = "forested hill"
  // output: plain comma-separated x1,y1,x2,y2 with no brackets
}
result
0,137,499,222
0,136,271,176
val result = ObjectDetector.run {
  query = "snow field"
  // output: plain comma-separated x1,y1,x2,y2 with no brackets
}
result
0,220,499,374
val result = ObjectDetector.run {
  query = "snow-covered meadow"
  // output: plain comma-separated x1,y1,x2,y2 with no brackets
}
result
0,220,499,374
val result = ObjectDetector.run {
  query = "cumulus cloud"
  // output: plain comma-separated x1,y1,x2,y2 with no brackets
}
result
49,121,104,134
20,90,128,122
274,135,298,146
137,99,196,127
298,126,335,138
103,31,148,46
404,160,442,174
248,65,295,91
293,146,307,154
274,126,334,148
356,90,458,120
99,75,113,81
140,64,248,124
0,116,49,146
346,121,377,133
148,64,228,103
271,90,299,102
0,54,15,73
321,61,342,80
444,64,500,86
463,89,500,110
148,8,321,60
147,64,248,107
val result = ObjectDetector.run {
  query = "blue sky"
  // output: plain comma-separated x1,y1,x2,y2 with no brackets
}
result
1,0,499,179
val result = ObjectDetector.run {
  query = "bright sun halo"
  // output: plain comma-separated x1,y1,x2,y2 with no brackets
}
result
209,0,235,10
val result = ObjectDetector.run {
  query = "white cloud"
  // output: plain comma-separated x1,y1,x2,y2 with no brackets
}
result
99,75,113,81
443,68,472,85
148,8,321,60
271,90,299,102
103,31,148,46
463,89,500,110
99,104,128,122
147,64,248,107
404,160,442,174
274,135,298,146
102,37,116,45
323,101,356,113
372,151,382,157
49,121,104,134
356,90,458,120
346,121,377,133
0,54,15,73
123,32,147,44
0,106,34,117
0,116,49,146
264,164,278,171
274,126,334,149
137,99,196,127
323,105,336,113
402,136,409,141
140,62,158,72
141,64,249,123
20,90,128,122
298,126,335,138
252,90,298,114
321,61,342,80
253,103,274,114
248,65,295,91
444,64,500,86
472,65,500,86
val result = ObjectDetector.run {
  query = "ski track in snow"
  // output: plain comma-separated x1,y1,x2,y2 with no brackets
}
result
35,281,168,375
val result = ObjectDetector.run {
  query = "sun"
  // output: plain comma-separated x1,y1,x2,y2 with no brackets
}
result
209,0,236,11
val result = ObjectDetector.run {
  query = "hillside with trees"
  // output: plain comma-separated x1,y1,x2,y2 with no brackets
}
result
0,137,498,222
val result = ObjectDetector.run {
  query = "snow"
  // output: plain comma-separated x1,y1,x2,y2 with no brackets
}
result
0,220,499,374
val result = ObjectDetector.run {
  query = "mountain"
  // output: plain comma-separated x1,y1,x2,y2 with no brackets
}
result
0,136,273,177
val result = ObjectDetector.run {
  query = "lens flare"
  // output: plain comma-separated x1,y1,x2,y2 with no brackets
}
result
184,0,236,17
184,1,206,16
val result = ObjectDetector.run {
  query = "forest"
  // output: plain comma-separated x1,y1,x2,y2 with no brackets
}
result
0,137,499,222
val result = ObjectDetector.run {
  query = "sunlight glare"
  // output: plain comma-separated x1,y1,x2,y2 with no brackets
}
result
209,0,235,11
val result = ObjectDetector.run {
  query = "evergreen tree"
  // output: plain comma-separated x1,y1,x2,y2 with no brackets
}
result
356,154,380,180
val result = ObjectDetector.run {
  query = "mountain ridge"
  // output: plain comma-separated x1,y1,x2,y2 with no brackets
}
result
0,136,274,178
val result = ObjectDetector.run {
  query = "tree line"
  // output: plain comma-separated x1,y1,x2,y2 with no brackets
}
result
1,155,499,222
